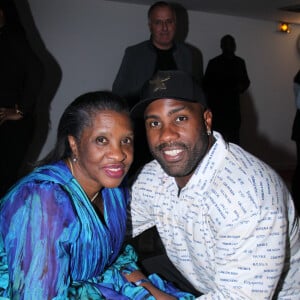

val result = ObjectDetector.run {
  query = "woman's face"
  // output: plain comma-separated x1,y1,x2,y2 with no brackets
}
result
69,110,134,193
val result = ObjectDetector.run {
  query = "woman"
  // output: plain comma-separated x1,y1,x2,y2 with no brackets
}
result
0,2,44,197
0,91,193,299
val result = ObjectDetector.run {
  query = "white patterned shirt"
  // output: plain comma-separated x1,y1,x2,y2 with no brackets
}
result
130,132,300,299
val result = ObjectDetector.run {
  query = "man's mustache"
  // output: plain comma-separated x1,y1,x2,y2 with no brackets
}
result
156,142,187,152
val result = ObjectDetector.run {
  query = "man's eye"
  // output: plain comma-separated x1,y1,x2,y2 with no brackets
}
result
122,137,132,145
96,136,108,144
153,19,174,26
149,121,160,128
176,116,187,122
166,19,174,25
154,20,163,26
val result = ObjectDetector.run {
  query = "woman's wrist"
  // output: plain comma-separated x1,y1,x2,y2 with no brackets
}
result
15,104,24,117
134,278,150,286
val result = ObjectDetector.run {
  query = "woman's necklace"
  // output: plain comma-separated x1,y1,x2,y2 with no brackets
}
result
90,192,99,203
67,157,99,203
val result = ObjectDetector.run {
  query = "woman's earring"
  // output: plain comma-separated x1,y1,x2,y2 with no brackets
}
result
207,130,212,136
72,156,77,162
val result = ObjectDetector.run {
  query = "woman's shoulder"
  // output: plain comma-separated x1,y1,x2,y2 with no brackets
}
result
1,161,73,212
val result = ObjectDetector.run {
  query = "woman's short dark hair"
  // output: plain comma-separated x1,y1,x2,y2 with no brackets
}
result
37,91,130,166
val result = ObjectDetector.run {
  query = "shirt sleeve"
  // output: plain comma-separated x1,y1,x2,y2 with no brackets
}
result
0,181,78,299
197,204,289,299
128,180,156,238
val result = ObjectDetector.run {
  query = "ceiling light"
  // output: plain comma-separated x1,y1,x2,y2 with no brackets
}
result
278,22,291,33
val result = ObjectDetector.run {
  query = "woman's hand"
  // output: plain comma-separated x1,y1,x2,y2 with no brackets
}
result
124,270,177,300
0,107,23,125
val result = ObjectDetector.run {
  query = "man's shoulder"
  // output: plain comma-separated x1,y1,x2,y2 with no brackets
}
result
125,40,152,53
231,55,246,63
205,55,222,69
173,41,192,54
134,160,167,185
227,143,280,182
140,160,162,175
174,41,189,49
208,54,223,63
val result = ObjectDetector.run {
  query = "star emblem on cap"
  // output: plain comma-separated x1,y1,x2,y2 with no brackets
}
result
149,75,171,92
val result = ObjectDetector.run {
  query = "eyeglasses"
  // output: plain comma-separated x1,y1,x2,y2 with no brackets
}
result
151,19,175,27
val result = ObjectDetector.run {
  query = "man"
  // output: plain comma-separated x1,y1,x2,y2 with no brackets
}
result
203,34,250,145
0,1,44,197
113,1,199,183
113,1,198,109
129,70,300,298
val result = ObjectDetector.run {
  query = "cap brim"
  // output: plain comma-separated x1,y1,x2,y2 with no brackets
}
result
130,96,199,119
130,97,159,119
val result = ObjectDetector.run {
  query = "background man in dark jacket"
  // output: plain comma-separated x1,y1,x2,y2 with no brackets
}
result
203,34,250,145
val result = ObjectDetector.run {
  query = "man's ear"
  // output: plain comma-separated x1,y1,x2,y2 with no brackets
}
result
203,109,213,132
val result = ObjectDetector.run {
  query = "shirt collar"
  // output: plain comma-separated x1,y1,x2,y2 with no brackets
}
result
180,132,228,194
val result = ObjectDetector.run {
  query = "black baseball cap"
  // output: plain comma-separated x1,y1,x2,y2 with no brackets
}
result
131,70,207,118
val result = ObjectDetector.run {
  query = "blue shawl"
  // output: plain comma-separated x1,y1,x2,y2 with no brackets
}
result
0,161,194,299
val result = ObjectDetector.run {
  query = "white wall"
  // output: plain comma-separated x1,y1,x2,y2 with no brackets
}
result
26,0,300,170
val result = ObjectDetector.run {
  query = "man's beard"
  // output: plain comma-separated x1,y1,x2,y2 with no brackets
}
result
150,136,209,178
